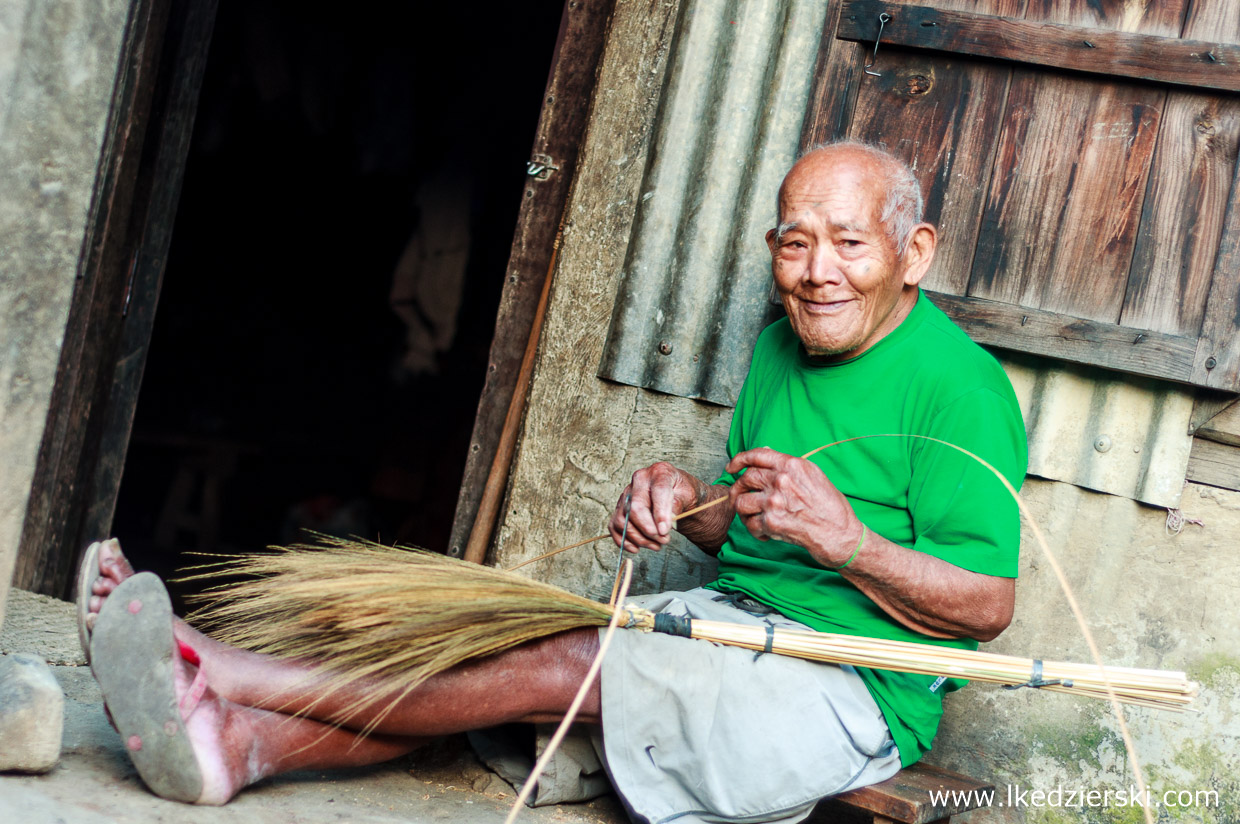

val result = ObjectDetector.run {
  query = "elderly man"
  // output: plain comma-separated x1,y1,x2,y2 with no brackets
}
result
81,142,1025,823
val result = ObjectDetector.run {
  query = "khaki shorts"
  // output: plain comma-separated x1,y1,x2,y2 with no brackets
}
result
594,588,902,824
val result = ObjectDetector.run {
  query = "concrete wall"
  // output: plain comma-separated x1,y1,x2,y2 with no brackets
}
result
494,1,1240,820
936,478,1240,823
0,0,131,628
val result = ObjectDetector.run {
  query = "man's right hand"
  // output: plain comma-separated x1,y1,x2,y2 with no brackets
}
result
608,462,732,554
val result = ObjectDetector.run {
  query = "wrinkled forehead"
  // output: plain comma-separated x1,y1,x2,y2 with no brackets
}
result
777,150,886,225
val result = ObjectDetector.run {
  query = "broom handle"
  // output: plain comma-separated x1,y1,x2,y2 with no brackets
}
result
463,228,563,565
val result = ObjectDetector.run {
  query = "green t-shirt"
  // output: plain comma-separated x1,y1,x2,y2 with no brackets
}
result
708,291,1028,767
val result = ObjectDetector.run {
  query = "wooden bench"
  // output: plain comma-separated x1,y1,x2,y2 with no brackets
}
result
807,763,994,824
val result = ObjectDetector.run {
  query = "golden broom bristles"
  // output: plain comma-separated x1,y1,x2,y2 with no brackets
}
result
184,535,1195,718
183,536,617,729
185,535,616,675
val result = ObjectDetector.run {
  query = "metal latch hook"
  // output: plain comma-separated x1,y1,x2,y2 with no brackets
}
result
864,13,891,77
526,154,560,181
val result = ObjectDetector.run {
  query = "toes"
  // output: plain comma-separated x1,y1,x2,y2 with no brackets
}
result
100,539,135,577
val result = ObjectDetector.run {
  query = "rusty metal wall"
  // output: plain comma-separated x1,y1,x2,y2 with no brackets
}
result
1002,356,1194,508
597,0,828,406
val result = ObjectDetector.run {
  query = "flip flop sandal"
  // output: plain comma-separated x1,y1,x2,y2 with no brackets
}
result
91,572,208,803
75,541,102,665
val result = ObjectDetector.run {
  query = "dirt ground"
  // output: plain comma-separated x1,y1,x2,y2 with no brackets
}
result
0,589,627,824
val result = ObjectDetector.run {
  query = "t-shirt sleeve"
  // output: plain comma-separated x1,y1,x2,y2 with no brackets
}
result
905,386,1027,578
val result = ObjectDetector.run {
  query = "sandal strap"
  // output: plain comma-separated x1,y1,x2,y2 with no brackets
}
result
177,640,200,666
176,643,208,719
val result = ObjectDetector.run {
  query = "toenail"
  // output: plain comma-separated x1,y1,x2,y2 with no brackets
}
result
128,599,142,614
165,721,179,736
127,735,143,751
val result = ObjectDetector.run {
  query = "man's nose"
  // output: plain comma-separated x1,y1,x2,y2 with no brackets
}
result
805,248,844,286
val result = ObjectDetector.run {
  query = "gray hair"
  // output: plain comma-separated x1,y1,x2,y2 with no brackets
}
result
777,140,924,254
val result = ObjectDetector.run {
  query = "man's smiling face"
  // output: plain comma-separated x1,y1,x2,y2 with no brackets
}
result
766,148,931,361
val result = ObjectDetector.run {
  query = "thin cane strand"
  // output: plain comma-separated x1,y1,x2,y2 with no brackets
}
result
504,559,633,824
503,438,879,571
802,433,1155,824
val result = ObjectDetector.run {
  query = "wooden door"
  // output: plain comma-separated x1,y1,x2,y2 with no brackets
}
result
802,0,1240,391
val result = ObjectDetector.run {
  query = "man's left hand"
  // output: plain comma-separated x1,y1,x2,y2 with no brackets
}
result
726,447,863,568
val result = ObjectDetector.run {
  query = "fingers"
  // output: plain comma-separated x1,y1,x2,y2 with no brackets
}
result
648,471,678,538
725,449,838,544
725,446,792,477
609,492,663,553
608,462,688,553
729,475,774,541
608,489,646,553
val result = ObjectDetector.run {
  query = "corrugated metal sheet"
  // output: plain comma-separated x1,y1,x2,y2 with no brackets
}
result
597,0,827,406
594,0,1196,506
1001,355,1194,508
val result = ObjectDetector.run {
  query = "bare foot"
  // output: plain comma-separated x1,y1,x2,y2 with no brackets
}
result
170,636,282,803
86,539,135,632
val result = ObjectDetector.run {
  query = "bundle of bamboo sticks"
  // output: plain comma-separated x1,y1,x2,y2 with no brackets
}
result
186,537,1195,714
621,609,1195,711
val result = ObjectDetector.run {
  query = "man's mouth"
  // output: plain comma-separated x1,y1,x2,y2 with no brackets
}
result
801,298,851,314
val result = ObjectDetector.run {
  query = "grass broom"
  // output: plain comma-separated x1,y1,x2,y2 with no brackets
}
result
184,534,1195,714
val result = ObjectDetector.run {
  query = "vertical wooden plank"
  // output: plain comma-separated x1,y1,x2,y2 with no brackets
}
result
969,74,1161,322
799,0,859,146
967,0,1188,321
1120,0,1240,336
845,50,1012,294
492,0,687,583
447,0,615,559
1186,0,1240,389
82,0,221,553
1123,0,1240,339
1122,96,1240,335
1192,128,1240,389
12,0,174,597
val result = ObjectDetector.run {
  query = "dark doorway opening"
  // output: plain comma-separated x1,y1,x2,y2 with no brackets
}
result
112,0,565,599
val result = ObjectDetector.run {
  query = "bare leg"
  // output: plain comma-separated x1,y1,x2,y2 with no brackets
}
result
171,654,431,804
87,540,601,729
216,627,602,733
87,542,602,804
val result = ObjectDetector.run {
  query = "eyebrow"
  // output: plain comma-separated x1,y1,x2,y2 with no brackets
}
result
774,221,800,241
775,219,867,240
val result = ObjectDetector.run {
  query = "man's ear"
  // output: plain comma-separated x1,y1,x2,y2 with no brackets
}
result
765,227,778,255
900,224,937,287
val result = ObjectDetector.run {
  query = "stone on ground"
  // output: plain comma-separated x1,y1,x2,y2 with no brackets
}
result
0,653,64,773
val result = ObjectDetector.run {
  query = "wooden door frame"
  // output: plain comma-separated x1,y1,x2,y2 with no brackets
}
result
447,0,617,562
13,0,219,598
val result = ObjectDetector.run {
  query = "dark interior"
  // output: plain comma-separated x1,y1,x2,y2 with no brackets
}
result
112,0,565,599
